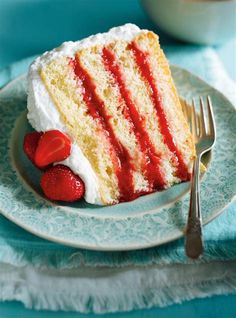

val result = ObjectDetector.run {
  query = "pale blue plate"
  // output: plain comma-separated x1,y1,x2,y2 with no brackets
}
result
0,66,235,250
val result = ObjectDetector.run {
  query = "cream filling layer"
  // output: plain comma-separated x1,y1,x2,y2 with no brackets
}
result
27,24,145,205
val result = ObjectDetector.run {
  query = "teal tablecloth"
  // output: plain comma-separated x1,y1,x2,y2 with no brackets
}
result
0,0,236,317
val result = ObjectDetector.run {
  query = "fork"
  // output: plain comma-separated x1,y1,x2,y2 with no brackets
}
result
182,96,216,259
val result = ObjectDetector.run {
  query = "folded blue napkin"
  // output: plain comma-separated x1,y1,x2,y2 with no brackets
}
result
0,46,235,313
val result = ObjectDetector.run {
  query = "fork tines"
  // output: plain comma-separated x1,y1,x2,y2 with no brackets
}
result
182,96,216,141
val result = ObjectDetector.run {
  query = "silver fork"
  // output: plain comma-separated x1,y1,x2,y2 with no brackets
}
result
182,96,216,259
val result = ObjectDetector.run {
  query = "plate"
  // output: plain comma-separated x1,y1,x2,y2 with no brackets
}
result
0,65,235,251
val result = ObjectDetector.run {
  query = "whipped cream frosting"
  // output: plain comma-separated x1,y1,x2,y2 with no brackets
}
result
27,24,146,205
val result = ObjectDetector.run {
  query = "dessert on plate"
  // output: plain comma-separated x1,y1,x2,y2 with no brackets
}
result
24,24,195,205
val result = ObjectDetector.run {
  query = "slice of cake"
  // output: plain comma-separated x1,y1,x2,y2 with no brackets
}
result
27,24,195,205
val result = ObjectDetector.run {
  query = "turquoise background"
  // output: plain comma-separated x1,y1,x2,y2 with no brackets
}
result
0,0,235,317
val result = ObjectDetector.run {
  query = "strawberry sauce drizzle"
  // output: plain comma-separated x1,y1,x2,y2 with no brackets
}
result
70,56,136,202
128,42,190,181
102,47,165,190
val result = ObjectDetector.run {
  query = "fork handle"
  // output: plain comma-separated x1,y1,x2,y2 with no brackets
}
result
185,155,203,259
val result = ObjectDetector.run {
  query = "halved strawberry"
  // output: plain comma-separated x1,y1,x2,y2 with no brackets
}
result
40,165,85,202
34,130,71,168
23,131,43,164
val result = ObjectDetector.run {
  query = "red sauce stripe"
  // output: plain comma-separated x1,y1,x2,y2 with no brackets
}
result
102,47,166,190
70,56,136,202
128,41,190,181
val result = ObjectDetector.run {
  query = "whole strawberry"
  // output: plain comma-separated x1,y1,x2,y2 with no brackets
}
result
23,131,43,164
40,165,85,202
